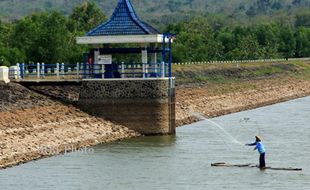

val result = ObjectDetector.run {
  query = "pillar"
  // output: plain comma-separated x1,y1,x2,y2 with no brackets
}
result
142,50,148,78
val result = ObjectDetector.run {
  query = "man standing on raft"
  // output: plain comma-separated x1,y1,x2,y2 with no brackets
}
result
246,136,266,168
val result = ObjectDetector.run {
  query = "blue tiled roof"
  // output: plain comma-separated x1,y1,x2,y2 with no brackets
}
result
87,0,159,36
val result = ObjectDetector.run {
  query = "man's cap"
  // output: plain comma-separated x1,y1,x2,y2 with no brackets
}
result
255,136,262,141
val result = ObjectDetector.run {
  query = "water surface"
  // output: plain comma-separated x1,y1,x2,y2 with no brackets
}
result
1,97,309,190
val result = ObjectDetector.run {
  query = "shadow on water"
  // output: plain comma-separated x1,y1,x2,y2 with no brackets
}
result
97,135,177,153
121,135,177,147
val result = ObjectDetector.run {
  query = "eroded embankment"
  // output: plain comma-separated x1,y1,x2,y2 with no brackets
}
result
0,82,140,169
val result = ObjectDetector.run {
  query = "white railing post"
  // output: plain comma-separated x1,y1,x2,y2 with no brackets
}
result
134,63,137,78
21,63,25,79
127,64,131,78
76,62,80,79
16,63,20,79
24,63,29,77
37,63,40,79
161,61,165,78
121,62,125,78
154,63,158,76
61,63,65,78
142,63,146,78
56,63,60,79
151,52,157,77
41,63,45,78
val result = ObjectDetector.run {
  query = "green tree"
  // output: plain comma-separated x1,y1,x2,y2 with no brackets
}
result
238,35,262,60
11,12,71,63
295,12,310,28
0,45,26,66
217,29,236,60
69,1,107,33
295,27,310,57
278,28,296,58
67,2,107,63
0,20,26,66
0,21,12,47
253,24,280,58
169,17,223,62
7,2,108,64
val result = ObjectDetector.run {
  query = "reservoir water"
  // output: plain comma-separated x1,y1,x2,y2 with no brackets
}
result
1,97,309,190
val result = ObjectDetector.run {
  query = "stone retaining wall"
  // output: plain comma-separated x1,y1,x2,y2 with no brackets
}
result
78,78,176,135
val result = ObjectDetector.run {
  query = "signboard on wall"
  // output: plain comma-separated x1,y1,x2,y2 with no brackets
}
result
98,55,112,65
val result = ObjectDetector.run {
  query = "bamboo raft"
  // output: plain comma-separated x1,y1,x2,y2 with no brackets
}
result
211,162,302,171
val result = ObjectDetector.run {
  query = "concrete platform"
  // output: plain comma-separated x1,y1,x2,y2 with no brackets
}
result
78,78,176,135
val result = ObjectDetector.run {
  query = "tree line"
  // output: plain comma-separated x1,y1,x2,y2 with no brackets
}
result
166,16,310,62
0,2,106,66
0,2,310,66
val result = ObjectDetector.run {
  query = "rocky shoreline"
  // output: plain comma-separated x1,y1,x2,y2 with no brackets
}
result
0,83,140,169
1,74,310,169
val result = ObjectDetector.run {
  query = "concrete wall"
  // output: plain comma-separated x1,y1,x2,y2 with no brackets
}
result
78,78,175,135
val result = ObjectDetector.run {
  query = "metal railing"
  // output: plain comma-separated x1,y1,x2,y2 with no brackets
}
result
173,57,310,65
9,57,309,81
9,62,170,81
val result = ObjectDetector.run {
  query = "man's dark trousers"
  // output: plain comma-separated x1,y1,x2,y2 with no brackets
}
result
259,153,266,168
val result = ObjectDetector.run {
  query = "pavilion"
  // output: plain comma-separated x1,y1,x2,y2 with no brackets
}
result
77,0,176,135
76,0,174,79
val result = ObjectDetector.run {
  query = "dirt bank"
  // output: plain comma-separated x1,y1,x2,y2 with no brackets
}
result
0,83,140,169
176,77,310,126
174,61,310,125
0,82,55,112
